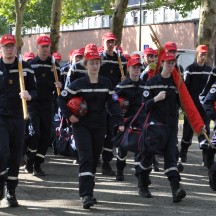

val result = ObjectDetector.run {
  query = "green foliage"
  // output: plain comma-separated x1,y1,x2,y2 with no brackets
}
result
61,0,113,25
24,0,52,28
0,0,114,31
145,0,201,17
0,16,10,35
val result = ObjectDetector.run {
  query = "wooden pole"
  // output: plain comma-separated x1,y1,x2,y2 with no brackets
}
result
18,52,28,120
51,55,61,96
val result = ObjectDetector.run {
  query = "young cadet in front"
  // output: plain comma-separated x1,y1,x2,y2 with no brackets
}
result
138,52,186,203
0,34,37,207
25,35,62,176
114,57,145,181
99,32,127,176
58,43,124,209
179,45,211,164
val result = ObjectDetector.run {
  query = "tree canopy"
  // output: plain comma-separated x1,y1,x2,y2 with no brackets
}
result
0,0,114,35
145,0,201,17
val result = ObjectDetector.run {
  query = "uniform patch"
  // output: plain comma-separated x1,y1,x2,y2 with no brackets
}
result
112,93,118,101
210,88,216,94
143,90,149,97
61,90,68,97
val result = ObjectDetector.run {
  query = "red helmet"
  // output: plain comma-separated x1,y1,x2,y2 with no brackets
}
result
118,97,130,116
67,97,87,117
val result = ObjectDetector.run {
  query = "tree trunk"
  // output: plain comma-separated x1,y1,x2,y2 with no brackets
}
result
197,0,216,66
110,0,128,46
50,0,62,53
14,0,29,52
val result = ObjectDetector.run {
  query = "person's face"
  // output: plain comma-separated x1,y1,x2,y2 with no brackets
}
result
163,60,176,73
128,65,141,80
86,59,101,74
0,43,16,60
103,39,115,52
144,54,155,65
74,55,83,63
197,52,207,65
37,44,50,57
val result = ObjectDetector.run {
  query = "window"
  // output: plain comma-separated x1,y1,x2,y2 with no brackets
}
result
143,11,148,24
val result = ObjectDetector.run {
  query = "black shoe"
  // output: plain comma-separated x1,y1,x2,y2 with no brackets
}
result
33,165,45,176
5,189,19,207
208,162,216,191
0,186,4,201
102,162,116,176
116,170,124,181
177,163,184,173
171,182,186,203
138,187,152,198
153,157,160,172
81,195,94,209
179,147,188,163
153,164,160,172
92,197,97,204
24,160,34,174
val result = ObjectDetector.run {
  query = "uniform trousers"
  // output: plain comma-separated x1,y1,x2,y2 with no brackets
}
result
73,124,106,197
137,128,180,186
181,116,210,147
102,113,114,162
0,117,25,190
26,104,53,165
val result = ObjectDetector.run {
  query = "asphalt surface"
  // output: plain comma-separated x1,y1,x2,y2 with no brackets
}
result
0,125,216,216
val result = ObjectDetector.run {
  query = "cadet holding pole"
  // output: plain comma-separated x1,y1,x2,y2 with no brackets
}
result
0,34,37,207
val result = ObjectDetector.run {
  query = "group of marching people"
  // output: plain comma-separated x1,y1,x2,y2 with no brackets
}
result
0,30,215,210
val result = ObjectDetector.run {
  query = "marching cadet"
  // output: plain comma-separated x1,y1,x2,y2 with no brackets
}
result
164,41,184,74
25,35,62,176
138,52,186,202
23,52,35,62
115,57,145,181
57,43,124,209
202,82,216,191
64,49,85,87
0,34,37,207
53,52,62,63
139,47,160,172
60,50,74,87
99,32,127,176
179,45,211,163
140,47,157,81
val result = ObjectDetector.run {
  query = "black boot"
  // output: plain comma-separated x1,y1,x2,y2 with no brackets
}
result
116,170,124,181
138,173,152,198
203,149,215,169
5,188,19,207
179,146,189,163
0,185,4,201
153,156,160,172
33,164,45,176
102,161,115,176
81,195,94,209
25,158,34,174
171,182,186,203
177,163,184,173
208,162,216,191
138,186,152,198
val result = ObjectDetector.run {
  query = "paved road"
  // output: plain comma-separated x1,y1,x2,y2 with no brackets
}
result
0,127,216,216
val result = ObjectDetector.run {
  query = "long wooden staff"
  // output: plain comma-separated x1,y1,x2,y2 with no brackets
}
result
18,52,28,120
115,46,126,80
51,54,61,96
149,25,162,50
